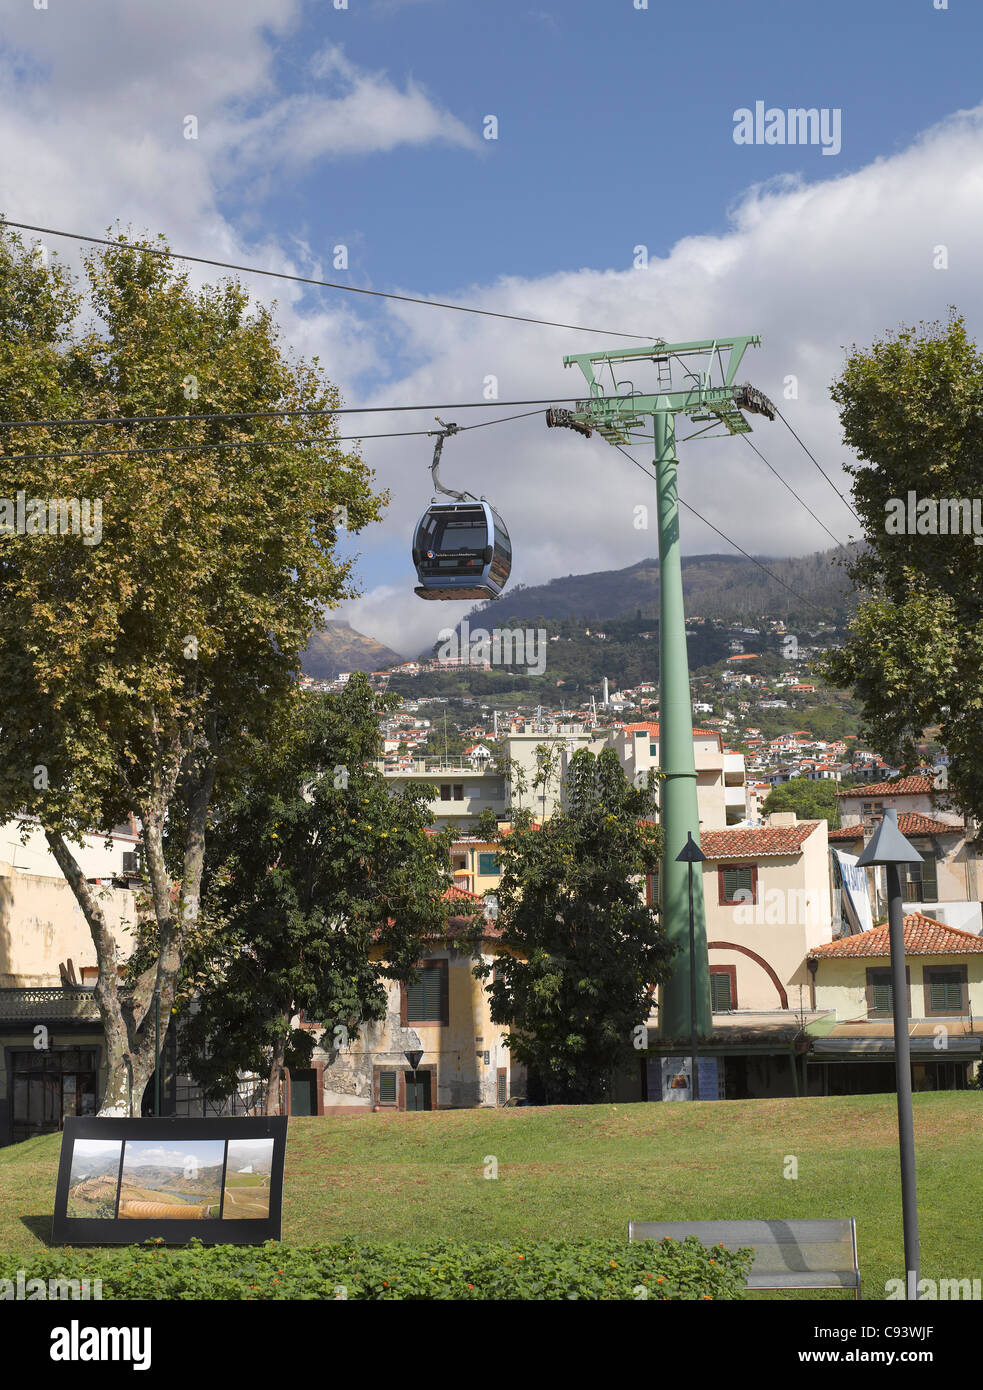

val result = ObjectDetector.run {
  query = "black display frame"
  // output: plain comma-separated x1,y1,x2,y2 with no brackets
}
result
51,1116,288,1245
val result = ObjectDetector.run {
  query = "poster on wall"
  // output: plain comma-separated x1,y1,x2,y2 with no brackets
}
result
833,849,875,934
648,1056,721,1101
51,1116,288,1246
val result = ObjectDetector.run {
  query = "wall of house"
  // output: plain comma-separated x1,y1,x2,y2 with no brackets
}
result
0,822,139,881
814,952,983,1020
0,866,138,987
702,825,833,1012
310,948,512,1112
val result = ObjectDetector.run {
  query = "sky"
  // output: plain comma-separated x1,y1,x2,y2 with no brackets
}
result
2,0,982,655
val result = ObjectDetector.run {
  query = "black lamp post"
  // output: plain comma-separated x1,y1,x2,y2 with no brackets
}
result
404,1048,424,1109
857,808,923,1299
675,830,707,1101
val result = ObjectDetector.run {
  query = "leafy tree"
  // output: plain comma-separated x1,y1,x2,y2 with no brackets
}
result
817,311,983,817
0,227,384,1113
761,777,840,828
172,677,452,1113
474,749,673,1104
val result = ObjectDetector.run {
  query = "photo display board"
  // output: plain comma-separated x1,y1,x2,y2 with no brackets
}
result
51,1116,288,1245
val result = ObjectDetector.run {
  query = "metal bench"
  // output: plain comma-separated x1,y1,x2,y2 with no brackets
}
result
628,1218,860,1298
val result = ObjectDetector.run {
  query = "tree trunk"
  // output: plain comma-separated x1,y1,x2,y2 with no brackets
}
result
264,1015,292,1117
43,753,216,1116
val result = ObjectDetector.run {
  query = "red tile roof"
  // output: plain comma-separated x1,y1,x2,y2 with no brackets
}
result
700,821,821,859
622,721,721,739
836,776,935,798
829,812,963,842
810,913,983,958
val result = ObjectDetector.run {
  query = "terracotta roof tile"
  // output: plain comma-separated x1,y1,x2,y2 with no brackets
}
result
829,812,963,841
622,722,722,740
810,913,983,957
835,776,935,798
700,821,821,859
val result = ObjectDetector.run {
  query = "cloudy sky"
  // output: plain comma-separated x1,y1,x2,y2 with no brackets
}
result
2,0,982,655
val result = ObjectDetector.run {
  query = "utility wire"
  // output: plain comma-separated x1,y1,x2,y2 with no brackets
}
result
0,217,654,341
614,444,828,615
0,398,586,432
774,405,862,525
740,434,848,551
0,408,547,465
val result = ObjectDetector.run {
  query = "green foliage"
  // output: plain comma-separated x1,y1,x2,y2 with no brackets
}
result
817,310,983,818
474,748,673,1104
0,1236,750,1301
0,224,388,1108
0,225,381,839
173,675,453,1100
762,778,841,828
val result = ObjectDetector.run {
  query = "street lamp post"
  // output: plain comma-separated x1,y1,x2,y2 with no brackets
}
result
857,808,924,1300
404,1048,424,1111
676,831,707,1100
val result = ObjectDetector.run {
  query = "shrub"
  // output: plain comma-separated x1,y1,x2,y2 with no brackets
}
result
0,1236,750,1301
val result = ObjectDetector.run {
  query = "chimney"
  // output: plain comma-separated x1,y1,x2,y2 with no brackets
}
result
766,811,798,827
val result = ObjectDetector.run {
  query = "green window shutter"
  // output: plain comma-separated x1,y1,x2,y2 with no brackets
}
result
722,865,753,901
406,975,424,1019
407,964,447,1023
478,853,500,876
871,977,892,1014
497,1072,507,1105
710,973,732,1011
929,971,963,1013
379,1071,396,1103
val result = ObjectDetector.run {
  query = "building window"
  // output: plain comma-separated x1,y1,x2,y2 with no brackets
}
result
10,1048,99,1144
478,852,500,876
718,863,757,905
645,868,660,908
710,968,737,1012
903,851,939,903
440,784,452,801
923,965,967,1016
453,784,464,801
865,967,911,1018
378,1070,397,1104
404,961,449,1025
497,1069,508,1105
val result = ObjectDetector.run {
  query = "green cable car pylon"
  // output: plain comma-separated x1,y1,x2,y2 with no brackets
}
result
548,335,775,1043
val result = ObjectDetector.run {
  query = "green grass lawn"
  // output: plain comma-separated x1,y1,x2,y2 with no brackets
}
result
2,1092,979,1299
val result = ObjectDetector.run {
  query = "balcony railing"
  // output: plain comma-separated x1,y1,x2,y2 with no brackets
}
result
0,986,101,1022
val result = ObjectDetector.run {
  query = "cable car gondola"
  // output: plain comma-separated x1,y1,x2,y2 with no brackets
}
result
412,420,512,601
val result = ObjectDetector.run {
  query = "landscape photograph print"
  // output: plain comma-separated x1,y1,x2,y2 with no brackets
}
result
117,1141,226,1221
222,1139,275,1221
66,1138,124,1219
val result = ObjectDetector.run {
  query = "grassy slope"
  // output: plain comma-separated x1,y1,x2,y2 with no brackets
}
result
1,1094,979,1298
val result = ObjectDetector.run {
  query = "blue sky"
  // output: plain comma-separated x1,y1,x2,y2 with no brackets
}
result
2,0,982,652
253,0,981,320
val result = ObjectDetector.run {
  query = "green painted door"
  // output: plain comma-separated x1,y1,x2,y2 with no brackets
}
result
405,1072,431,1111
289,1069,317,1116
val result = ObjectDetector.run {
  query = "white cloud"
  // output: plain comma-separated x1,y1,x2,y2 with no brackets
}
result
215,44,477,170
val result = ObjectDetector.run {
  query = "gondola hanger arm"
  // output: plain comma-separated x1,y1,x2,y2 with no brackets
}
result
427,417,477,502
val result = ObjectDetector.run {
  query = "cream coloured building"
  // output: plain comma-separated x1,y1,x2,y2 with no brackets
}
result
0,856,139,1145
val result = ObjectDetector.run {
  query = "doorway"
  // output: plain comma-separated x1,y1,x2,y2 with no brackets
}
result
288,1069,318,1116
10,1048,98,1144
405,1071,432,1111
